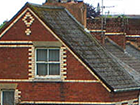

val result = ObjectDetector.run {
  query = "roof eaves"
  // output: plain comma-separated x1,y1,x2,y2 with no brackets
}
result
27,3,140,92
28,2,65,10
114,87,140,92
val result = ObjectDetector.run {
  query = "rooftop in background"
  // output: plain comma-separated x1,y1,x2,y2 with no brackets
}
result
44,0,86,27
97,15,140,19
46,0,83,3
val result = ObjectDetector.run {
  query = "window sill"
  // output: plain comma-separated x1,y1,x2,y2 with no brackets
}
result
33,76,62,82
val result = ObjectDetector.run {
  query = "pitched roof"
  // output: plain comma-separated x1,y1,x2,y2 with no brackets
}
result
104,38,140,84
1,3,140,92
126,42,140,61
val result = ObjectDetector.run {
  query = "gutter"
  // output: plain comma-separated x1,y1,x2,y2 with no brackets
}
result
114,87,140,92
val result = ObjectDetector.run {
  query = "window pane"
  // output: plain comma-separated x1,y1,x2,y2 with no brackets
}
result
49,49,59,61
49,64,60,75
2,91,14,105
37,49,47,61
37,63,47,76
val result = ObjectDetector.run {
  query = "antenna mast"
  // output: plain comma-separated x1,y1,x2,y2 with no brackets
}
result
101,0,104,44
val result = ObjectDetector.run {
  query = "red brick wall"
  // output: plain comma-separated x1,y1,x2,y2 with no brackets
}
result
90,32,102,43
87,18,101,30
17,82,111,102
111,90,139,102
0,47,29,79
0,8,139,104
66,50,97,80
87,18,125,33
107,35,126,49
0,11,58,41
0,10,98,80
0,82,138,103
126,19,140,35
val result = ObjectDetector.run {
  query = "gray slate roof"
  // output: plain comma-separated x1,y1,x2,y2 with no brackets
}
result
126,43,140,61
28,3,140,91
105,38,140,84
2,3,139,92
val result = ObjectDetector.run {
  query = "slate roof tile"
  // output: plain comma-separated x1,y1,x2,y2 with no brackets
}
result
26,3,140,91
1,3,138,92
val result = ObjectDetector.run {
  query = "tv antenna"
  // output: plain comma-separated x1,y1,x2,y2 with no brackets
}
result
101,0,115,44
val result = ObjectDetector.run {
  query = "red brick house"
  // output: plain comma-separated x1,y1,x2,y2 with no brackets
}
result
0,2,140,105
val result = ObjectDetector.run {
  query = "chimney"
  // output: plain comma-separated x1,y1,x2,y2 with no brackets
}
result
46,0,60,3
44,0,86,27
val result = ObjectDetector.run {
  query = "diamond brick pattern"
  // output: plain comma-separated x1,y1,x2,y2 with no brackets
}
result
22,12,34,35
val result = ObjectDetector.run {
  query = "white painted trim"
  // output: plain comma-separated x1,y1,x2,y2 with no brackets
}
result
0,45,33,47
1,90,15,105
64,80,99,83
138,94,140,105
0,79,100,83
26,8,111,92
0,79,32,82
126,35,140,37
120,98,138,104
0,90,3,105
28,46,35,80
20,98,138,105
89,29,106,32
0,41,32,44
105,32,125,35
20,101,115,104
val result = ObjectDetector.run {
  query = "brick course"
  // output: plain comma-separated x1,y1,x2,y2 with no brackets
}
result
0,8,139,104
66,50,97,80
0,47,29,79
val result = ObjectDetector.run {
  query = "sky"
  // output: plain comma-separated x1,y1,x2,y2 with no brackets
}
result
0,0,140,24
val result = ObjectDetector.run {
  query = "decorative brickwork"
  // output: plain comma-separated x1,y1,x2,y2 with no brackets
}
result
60,46,67,80
22,12,34,36
15,89,22,103
28,46,35,80
0,3,139,105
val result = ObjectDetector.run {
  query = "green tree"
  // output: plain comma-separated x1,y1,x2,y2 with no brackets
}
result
0,21,7,30
86,3,101,19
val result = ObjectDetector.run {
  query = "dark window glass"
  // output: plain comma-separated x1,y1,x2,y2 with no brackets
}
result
37,63,47,76
49,64,60,75
36,49,60,76
49,49,59,61
2,90,14,105
37,49,47,61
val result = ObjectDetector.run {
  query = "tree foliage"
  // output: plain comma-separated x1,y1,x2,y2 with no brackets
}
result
86,3,100,18
0,21,7,30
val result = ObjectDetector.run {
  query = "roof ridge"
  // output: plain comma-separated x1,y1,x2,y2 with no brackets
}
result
28,2,65,9
105,37,124,52
21,3,140,91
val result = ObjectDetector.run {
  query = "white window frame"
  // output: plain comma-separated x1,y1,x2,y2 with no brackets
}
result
1,90,15,105
138,93,140,105
35,48,61,79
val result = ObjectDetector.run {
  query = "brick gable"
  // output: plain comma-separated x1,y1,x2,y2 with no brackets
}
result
0,10,58,41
